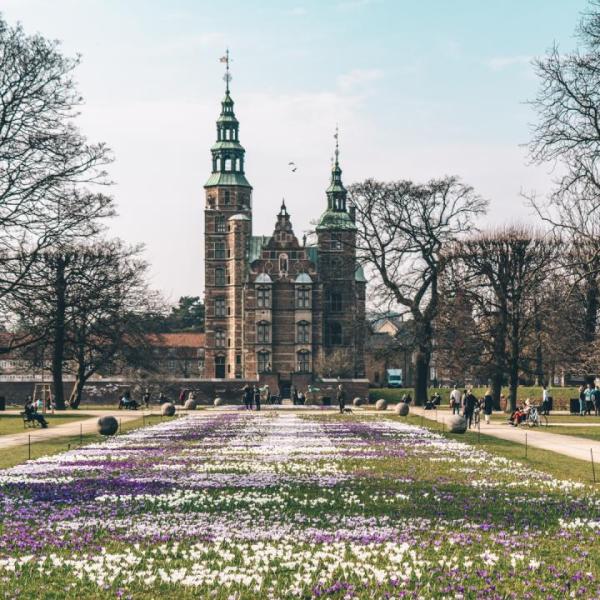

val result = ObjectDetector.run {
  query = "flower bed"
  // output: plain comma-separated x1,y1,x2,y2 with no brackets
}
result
0,412,599,598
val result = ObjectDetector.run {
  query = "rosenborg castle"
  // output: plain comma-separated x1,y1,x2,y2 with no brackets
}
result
203,73,366,391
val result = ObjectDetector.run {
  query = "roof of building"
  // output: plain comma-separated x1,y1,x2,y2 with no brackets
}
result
249,236,272,262
316,208,357,231
204,172,252,188
255,273,272,283
355,264,367,283
295,272,312,284
146,332,205,348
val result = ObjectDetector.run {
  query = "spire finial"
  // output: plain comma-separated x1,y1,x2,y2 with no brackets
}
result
220,49,232,93
334,124,340,167
280,198,287,215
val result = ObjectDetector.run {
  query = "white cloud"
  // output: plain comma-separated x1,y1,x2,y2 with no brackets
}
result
336,68,384,91
486,55,532,71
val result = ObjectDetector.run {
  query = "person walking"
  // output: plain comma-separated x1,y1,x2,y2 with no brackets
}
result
264,385,271,405
292,385,299,406
450,386,461,415
242,384,253,410
253,385,261,411
463,389,478,429
579,385,586,416
483,389,493,425
541,386,550,416
594,384,600,417
336,384,346,414
143,388,151,409
585,383,594,416
178,389,187,406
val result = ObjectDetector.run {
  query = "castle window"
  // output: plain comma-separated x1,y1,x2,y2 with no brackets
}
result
257,287,271,308
215,330,226,347
215,214,226,233
223,190,230,204
297,351,310,373
331,233,343,251
257,321,270,344
330,292,342,313
225,158,232,171
297,321,310,344
215,241,226,259
215,298,225,317
329,322,342,346
296,286,311,309
258,351,270,373
215,268,226,286
215,356,225,378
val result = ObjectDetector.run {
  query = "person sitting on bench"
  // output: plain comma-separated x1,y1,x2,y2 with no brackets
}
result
24,399,48,428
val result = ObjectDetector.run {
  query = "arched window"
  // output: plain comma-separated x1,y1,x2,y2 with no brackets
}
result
215,214,226,233
329,322,342,345
297,321,310,344
215,330,226,347
297,351,310,373
258,351,270,373
215,268,226,286
330,292,342,312
257,321,270,344
279,253,288,273
331,233,342,251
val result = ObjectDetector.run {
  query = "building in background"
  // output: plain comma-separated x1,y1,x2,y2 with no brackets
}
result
203,67,366,391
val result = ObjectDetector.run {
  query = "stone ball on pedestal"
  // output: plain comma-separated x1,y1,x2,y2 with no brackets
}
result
446,415,467,433
184,399,197,410
161,402,176,417
353,397,364,407
97,416,118,436
375,399,388,411
396,403,409,416
213,397,224,407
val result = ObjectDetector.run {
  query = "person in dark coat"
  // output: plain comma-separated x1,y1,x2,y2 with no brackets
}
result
24,399,48,428
483,389,493,424
336,384,346,414
292,385,299,406
463,390,478,429
242,384,253,410
253,385,261,411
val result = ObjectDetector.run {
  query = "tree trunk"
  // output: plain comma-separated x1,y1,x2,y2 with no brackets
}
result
52,256,67,410
534,300,544,386
508,332,520,413
414,350,429,406
491,370,503,411
68,375,85,409
584,270,599,343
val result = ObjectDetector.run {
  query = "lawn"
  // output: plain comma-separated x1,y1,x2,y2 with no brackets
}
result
1,411,599,598
0,413,95,436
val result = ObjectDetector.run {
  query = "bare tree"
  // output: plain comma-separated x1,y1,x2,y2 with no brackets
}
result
452,227,556,411
349,177,487,404
0,16,114,303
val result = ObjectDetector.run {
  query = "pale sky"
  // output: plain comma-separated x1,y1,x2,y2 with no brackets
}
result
1,0,589,302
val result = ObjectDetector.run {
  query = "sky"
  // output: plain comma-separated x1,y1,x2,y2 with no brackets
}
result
0,0,590,301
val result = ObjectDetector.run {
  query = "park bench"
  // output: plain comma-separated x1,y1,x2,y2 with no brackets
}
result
20,411,39,429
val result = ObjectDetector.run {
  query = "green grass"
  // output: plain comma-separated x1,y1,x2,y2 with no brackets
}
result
401,413,600,484
0,413,96,436
0,414,175,470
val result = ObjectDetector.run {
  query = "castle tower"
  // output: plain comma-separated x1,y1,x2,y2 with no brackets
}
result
204,52,252,379
316,131,366,377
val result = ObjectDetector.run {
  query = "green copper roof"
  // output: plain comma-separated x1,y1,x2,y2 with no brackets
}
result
204,172,252,188
211,141,244,151
306,245,318,264
249,236,271,262
355,264,367,283
315,209,357,231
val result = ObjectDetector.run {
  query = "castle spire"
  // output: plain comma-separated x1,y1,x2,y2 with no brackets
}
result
326,126,347,211
204,50,252,189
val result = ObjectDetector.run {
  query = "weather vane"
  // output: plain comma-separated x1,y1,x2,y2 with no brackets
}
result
334,124,340,164
219,49,232,92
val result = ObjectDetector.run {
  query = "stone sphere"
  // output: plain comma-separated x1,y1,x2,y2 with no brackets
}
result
375,399,388,411
396,403,409,416
184,399,197,410
213,397,224,407
352,397,364,407
161,402,176,416
447,415,467,434
97,416,118,436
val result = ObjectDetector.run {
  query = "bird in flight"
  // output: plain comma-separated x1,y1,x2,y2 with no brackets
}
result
288,161,297,172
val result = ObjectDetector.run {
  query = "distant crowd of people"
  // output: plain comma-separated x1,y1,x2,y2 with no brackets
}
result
578,383,600,416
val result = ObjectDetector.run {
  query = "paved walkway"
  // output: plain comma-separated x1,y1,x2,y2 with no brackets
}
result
411,406,600,463
0,410,143,449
